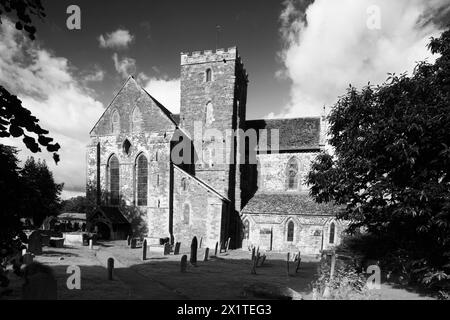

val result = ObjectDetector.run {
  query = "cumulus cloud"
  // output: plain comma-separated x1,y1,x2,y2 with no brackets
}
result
140,75,181,114
273,0,449,118
0,20,104,198
112,53,137,79
98,29,134,50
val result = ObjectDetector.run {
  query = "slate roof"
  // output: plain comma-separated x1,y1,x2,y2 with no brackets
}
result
57,213,86,221
97,206,130,225
245,117,321,151
241,192,339,216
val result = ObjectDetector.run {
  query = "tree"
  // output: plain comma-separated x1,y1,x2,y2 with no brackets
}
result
0,0,45,40
20,157,63,227
306,29,450,285
0,0,59,163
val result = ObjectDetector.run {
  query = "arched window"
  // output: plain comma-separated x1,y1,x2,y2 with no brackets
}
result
111,110,120,133
183,203,190,224
286,157,299,191
108,155,120,205
181,177,188,191
132,107,142,131
243,220,250,239
136,154,148,206
329,222,335,244
205,101,214,125
206,68,212,82
287,221,294,242
123,139,131,155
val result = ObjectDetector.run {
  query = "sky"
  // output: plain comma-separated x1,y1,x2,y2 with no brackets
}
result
0,0,449,199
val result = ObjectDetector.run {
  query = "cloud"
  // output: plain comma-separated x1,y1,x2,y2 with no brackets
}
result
112,53,137,79
275,0,449,118
83,67,105,82
98,29,134,50
140,75,181,114
0,20,104,196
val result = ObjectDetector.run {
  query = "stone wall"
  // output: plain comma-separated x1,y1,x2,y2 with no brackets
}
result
241,213,346,255
257,152,317,192
172,167,226,250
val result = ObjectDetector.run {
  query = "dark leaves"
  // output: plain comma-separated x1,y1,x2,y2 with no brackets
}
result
1,85,59,162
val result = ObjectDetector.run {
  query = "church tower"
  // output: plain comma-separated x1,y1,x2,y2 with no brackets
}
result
179,47,248,211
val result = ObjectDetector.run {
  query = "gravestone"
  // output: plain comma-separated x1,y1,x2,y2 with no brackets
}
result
286,252,290,276
89,239,93,250
22,253,34,265
164,243,171,255
180,255,187,273
295,251,301,273
28,231,42,255
107,258,114,280
127,235,131,246
214,242,218,256
203,248,209,261
22,262,57,300
251,247,256,261
130,238,137,249
174,242,181,255
226,237,231,252
199,237,202,248
190,237,197,265
260,254,267,266
142,240,147,261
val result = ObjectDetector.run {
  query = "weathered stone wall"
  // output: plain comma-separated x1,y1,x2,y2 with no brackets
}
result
257,152,318,192
241,214,346,255
87,77,177,239
172,167,225,250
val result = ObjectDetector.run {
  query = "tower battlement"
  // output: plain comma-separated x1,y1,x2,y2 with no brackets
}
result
181,47,240,65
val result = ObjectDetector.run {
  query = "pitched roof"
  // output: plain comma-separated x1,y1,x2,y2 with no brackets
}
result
57,213,86,221
241,192,339,216
174,165,230,203
90,76,179,135
97,206,130,225
245,117,321,151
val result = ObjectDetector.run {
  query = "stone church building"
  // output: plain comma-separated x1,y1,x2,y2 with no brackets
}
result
86,47,344,255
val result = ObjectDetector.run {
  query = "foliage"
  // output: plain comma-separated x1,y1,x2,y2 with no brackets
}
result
307,28,450,294
61,196,93,213
0,86,60,164
312,256,373,300
0,0,45,40
20,157,63,226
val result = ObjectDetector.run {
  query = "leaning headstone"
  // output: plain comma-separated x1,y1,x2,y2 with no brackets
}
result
203,248,209,261
180,255,187,273
260,254,267,267
107,257,114,280
295,251,302,273
255,252,261,267
164,243,171,255
22,253,34,265
142,240,147,261
22,262,57,300
226,237,231,252
190,237,197,265
174,242,181,255
28,231,42,255
214,242,218,257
